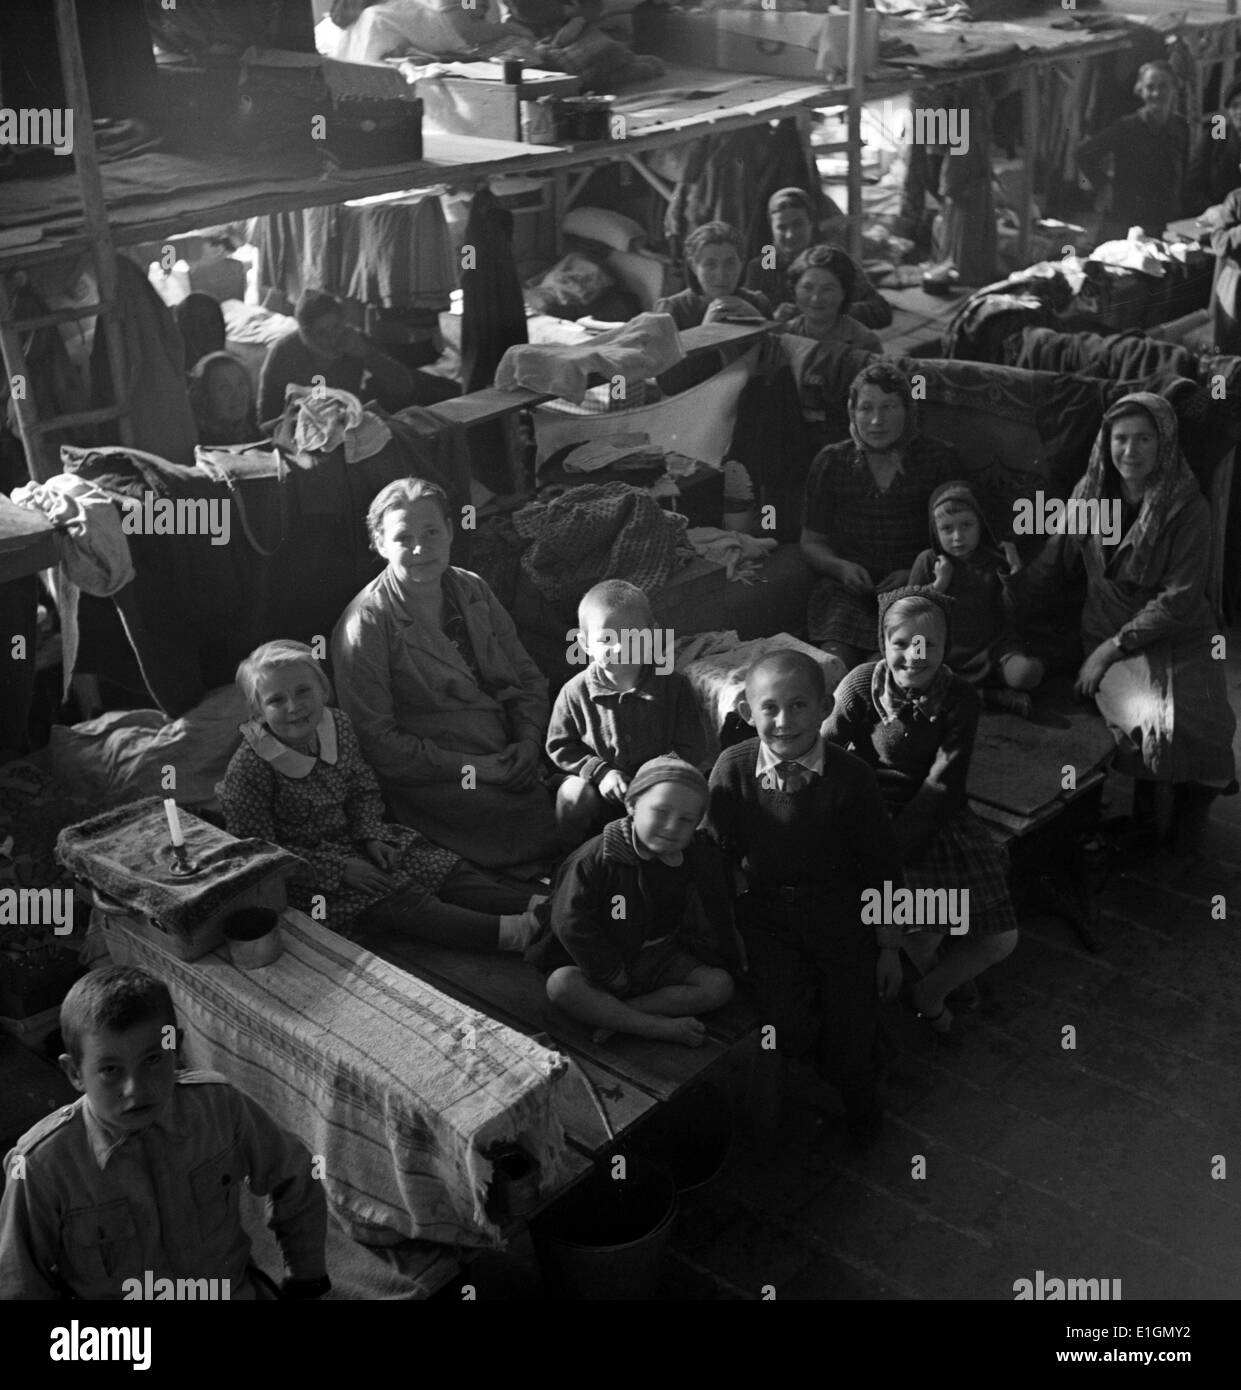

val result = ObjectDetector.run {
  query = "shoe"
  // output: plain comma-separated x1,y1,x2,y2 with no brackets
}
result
985,688,1033,719
918,1002,954,1035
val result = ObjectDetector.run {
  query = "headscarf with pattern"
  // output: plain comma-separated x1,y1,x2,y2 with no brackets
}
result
1077,392,1202,585
873,585,955,722
847,361,921,458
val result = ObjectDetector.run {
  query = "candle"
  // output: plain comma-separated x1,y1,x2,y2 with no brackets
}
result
163,798,185,848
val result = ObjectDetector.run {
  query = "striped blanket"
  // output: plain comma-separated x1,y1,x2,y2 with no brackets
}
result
102,908,575,1248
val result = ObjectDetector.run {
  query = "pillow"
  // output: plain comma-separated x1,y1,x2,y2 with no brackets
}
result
525,252,617,320
562,206,648,254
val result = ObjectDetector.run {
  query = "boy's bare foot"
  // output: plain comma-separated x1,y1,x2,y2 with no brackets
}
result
651,1016,707,1047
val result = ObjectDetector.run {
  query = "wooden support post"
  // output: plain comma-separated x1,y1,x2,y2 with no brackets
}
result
0,275,53,482
845,0,865,262
1018,63,1038,269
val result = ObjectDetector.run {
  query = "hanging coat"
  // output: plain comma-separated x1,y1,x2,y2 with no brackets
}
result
460,186,528,394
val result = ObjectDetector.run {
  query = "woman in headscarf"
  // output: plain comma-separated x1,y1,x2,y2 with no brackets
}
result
188,351,260,446
1022,392,1237,850
801,361,963,669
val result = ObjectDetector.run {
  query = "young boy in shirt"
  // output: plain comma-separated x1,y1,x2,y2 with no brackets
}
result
0,965,329,1300
706,651,905,1145
548,579,712,844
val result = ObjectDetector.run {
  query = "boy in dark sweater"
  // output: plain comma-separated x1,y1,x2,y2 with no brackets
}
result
548,580,713,845
908,481,1043,717
541,757,738,1046
706,651,904,1145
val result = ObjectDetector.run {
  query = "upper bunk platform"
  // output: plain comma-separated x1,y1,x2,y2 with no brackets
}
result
0,64,838,255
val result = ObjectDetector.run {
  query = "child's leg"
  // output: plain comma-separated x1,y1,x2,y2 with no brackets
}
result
361,885,502,950
907,926,1018,1017
555,775,610,844
546,966,708,1047
439,862,537,915
625,965,733,1018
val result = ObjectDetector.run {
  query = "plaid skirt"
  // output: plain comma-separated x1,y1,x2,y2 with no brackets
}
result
808,575,880,650
904,809,1016,936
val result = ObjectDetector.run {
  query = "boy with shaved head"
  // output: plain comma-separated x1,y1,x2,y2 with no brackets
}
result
706,651,904,1145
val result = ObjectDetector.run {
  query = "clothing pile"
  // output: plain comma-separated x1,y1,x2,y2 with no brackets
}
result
511,481,692,607
495,313,683,403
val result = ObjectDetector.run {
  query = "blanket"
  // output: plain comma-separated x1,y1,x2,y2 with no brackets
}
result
511,481,690,607
495,312,683,403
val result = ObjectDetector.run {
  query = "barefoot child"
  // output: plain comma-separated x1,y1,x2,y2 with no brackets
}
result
540,756,738,1046
0,966,328,1300
706,652,904,1145
824,588,1019,1034
547,580,713,844
908,481,1044,717
221,640,544,950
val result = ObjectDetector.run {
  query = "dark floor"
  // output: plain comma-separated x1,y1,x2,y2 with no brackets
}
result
3,642,1239,1301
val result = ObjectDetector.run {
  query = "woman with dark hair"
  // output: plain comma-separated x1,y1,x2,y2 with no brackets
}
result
801,361,962,668
174,292,226,374
331,477,562,874
188,351,260,445
779,245,883,353
1022,392,1237,851
654,221,771,330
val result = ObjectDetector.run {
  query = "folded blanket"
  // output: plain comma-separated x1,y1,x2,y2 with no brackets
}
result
496,312,683,403
512,481,689,607
57,796,301,939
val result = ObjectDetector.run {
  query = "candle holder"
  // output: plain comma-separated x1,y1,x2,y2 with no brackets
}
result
168,843,200,876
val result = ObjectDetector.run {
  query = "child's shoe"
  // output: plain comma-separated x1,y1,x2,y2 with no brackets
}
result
984,688,1033,719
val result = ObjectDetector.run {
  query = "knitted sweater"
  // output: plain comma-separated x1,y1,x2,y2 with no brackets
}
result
823,662,980,864
706,738,905,950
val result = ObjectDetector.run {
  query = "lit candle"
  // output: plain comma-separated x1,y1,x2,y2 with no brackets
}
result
163,798,185,848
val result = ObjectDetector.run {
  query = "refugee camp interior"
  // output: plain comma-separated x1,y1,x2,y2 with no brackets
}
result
0,0,1239,1307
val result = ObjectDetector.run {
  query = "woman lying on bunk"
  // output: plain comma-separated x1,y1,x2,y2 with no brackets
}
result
800,361,961,670
654,221,772,330
775,245,882,355
221,640,546,950
742,186,893,331
331,478,563,877
1020,393,1238,853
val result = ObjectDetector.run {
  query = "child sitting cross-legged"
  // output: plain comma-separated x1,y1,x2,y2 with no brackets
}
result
706,651,905,1147
537,756,739,1047
0,966,329,1300
824,587,1020,1035
908,481,1044,718
548,579,713,846
220,640,545,950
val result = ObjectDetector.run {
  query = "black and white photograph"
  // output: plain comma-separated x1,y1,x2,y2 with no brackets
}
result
0,0,1238,1358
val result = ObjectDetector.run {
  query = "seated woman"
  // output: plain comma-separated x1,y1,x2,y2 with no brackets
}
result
332,478,563,876
257,288,414,424
654,222,771,331
742,186,893,330
778,245,883,354
189,351,261,446
800,361,962,669
1021,392,1237,852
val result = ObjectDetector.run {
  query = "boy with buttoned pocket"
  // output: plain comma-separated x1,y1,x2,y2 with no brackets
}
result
0,965,328,1300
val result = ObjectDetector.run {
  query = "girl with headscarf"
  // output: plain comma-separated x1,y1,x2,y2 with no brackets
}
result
188,351,260,446
909,480,1043,716
824,585,1020,1035
1022,392,1237,849
801,361,962,668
